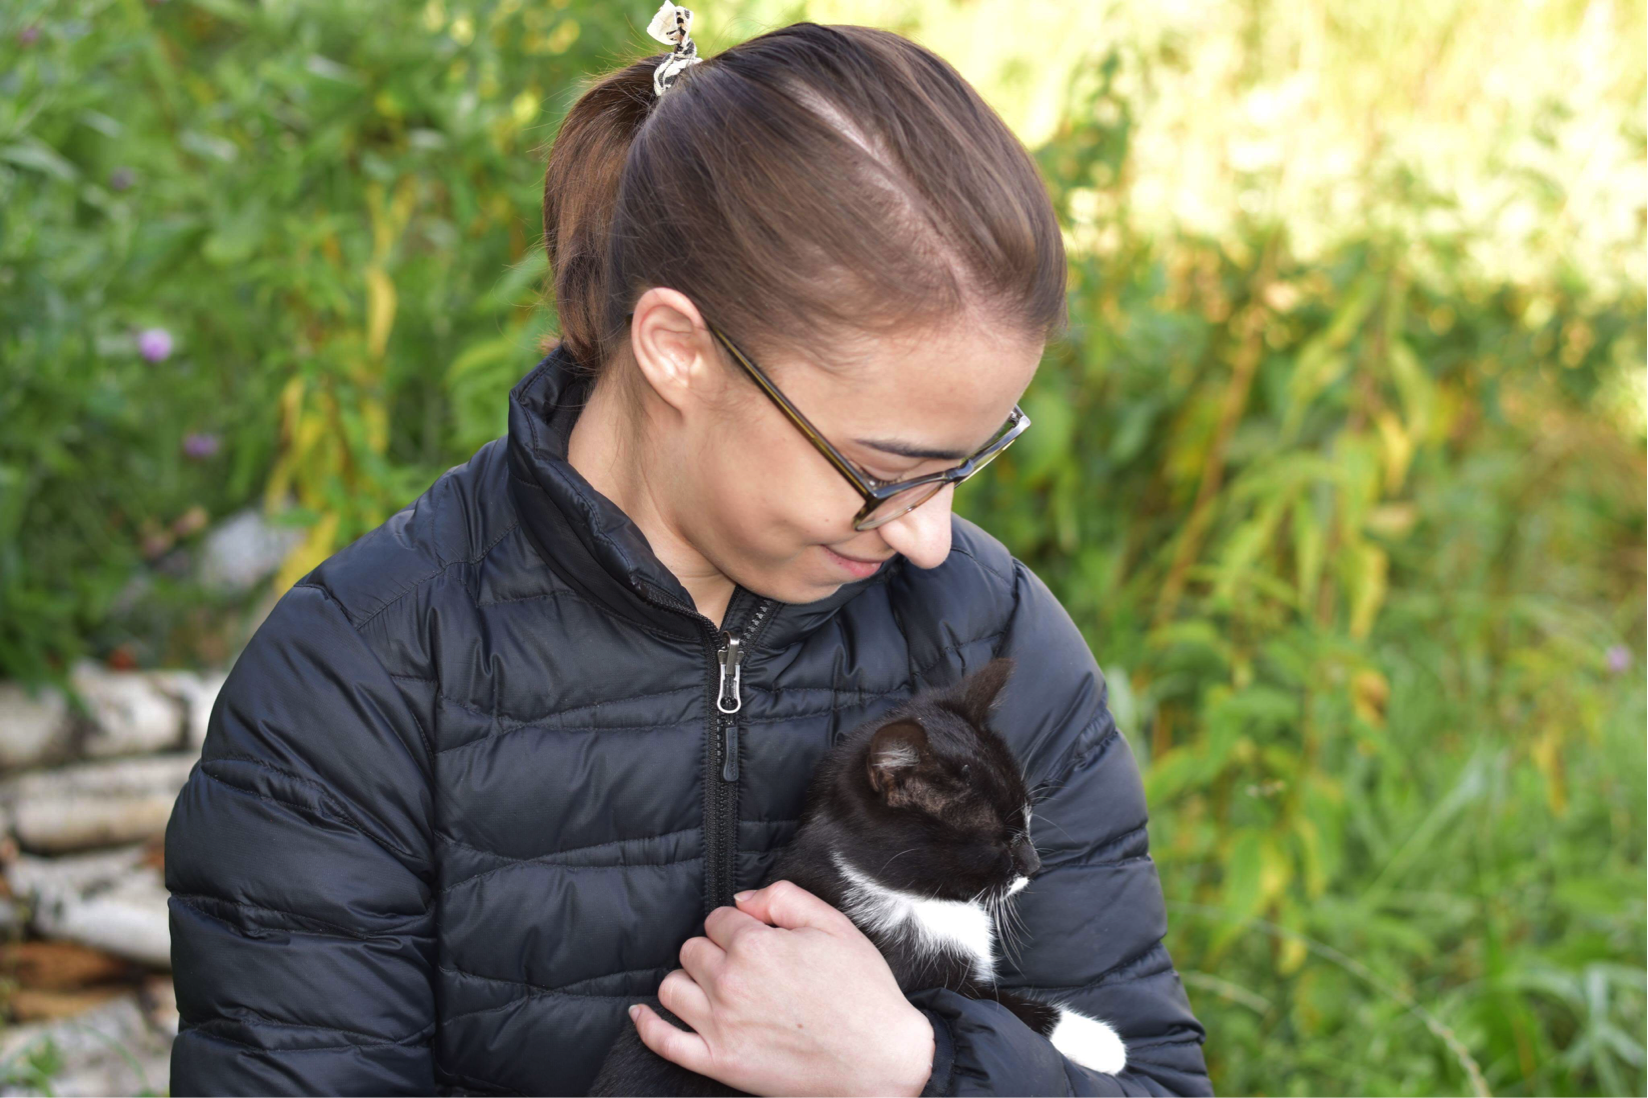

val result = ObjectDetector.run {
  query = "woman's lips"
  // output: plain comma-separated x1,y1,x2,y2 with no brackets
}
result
824,545,887,578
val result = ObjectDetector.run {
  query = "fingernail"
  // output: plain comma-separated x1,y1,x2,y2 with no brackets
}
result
734,890,754,902
628,1004,640,1019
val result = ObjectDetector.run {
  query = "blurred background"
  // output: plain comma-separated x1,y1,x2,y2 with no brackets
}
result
0,0,1643,1094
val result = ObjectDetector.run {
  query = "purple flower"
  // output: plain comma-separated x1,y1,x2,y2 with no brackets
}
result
182,433,221,459
137,327,173,362
18,26,40,46
110,168,135,191
1606,645,1631,675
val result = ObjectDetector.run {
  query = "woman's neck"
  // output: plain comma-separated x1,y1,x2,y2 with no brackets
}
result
566,369,737,628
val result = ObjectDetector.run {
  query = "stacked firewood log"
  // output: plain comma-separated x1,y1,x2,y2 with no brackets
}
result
0,661,226,1096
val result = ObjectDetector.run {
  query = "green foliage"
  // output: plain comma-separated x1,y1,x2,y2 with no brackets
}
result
955,50,1646,1097
0,0,590,680
0,1025,168,1096
1,3,1642,1096
0,1034,65,1094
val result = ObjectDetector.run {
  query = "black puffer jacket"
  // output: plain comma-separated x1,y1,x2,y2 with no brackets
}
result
164,345,1211,1097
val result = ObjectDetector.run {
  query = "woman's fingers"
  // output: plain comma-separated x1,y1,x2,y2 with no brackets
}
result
703,900,770,950
657,967,714,1031
678,933,728,990
631,1002,713,1076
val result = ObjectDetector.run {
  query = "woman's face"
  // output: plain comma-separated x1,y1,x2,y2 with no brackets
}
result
624,287,1043,610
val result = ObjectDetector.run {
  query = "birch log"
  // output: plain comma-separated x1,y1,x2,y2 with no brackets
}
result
0,754,197,853
0,681,72,771
68,661,187,759
5,844,172,968
149,668,228,751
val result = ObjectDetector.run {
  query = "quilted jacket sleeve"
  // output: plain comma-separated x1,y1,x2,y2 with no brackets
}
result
164,581,438,1095
907,558,1211,1097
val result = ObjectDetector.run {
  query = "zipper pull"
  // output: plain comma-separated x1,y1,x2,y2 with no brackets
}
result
716,634,744,715
716,632,746,782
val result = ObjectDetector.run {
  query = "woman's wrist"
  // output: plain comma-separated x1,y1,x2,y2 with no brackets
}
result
879,1003,936,1098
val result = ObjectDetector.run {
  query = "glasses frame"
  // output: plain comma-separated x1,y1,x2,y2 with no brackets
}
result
701,319,1032,531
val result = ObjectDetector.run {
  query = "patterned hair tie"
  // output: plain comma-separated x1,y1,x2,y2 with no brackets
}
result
646,1,703,98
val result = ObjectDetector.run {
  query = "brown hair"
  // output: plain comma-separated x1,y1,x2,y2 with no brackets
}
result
540,21,1066,378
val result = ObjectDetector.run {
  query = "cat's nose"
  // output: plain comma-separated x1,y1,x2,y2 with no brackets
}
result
1015,843,1041,878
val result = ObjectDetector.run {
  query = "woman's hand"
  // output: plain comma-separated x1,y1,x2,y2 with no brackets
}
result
628,879,935,1097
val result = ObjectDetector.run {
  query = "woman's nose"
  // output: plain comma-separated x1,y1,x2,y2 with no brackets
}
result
874,483,954,569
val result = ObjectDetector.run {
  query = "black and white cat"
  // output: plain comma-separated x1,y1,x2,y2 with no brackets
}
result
588,656,1127,1096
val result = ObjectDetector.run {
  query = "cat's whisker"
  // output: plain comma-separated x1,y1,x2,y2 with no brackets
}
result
1027,777,1068,805
995,899,1027,970
1007,906,1030,963
983,889,1027,973
1037,817,1076,844
878,846,921,874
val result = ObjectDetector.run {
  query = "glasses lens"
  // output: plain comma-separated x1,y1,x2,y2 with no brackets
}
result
855,481,947,531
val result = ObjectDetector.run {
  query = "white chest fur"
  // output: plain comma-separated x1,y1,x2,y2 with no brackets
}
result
830,852,1130,1077
831,853,998,982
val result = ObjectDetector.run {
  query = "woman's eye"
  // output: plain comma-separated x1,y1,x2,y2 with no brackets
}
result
869,463,922,484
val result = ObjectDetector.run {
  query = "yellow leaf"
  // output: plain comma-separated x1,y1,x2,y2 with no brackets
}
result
546,18,580,53
1258,836,1290,906
1374,409,1413,494
271,511,339,595
293,406,327,464
1530,727,1568,816
366,266,396,360
278,375,305,440
263,376,308,513
1348,543,1388,639
512,90,541,127
1388,338,1437,442
1278,933,1308,975
361,399,389,455
1365,503,1418,539
1351,668,1390,727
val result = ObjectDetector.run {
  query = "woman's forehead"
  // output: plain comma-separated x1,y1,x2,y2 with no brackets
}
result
782,320,1040,442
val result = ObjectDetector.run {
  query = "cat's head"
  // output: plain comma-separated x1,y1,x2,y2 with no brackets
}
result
831,656,1041,904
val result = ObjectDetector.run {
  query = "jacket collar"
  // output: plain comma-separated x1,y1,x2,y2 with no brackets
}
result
506,343,900,651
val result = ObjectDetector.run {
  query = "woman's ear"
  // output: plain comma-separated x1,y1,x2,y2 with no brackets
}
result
628,286,715,414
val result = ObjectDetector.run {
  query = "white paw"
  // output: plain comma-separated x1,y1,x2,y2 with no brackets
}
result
1049,1006,1127,1075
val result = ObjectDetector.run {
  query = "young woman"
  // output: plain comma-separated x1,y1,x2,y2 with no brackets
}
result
164,11,1209,1096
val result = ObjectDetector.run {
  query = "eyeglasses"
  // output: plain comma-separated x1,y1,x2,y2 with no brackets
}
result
702,319,1031,531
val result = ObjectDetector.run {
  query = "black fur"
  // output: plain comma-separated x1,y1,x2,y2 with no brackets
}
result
588,657,1061,1096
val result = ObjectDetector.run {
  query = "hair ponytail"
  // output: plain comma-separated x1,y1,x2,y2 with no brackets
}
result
539,24,1066,380
540,58,661,371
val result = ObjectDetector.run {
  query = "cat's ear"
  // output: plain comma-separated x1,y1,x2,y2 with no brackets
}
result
867,719,935,809
956,657,1015,724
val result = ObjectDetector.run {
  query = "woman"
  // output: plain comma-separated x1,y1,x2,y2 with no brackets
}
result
164,12,1209,1096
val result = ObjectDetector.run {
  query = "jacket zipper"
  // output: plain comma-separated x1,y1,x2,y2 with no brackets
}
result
623,580,778,917
708,596,775,911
